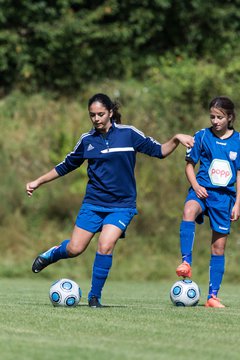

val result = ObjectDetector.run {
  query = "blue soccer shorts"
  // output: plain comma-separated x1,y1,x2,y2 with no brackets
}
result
75,205,137,238
185,187,236,234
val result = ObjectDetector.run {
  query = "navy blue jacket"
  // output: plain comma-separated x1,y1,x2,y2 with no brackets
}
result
55,122,163,208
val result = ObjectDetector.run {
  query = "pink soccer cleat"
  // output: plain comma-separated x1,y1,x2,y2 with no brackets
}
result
205,294,225,308
176,261,192,278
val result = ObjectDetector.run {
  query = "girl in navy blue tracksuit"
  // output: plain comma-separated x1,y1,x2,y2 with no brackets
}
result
26,93,194,307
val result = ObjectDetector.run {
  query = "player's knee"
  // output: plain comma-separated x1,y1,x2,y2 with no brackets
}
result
211,246,225,256
67,243,83,257
183,207,197,221
97,244,114,255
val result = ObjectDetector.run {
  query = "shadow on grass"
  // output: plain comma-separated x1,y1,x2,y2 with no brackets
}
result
79,303,128,308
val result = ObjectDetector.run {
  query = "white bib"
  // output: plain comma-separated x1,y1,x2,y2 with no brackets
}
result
208,159,232,186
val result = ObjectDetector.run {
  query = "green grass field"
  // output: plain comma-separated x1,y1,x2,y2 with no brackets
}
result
0,278,239,360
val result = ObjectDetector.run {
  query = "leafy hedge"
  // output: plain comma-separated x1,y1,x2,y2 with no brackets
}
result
1,0,240,93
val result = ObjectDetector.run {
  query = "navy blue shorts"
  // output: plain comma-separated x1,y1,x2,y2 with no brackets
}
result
186,187,236,234
75,204,137,238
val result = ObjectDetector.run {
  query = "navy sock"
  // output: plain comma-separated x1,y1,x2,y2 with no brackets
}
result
208,254,225,299
88,252,113,301
41,240,70,263
180,220,195,265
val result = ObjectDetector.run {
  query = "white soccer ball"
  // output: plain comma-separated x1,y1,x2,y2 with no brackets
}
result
170,279,200,307
49,278,82,307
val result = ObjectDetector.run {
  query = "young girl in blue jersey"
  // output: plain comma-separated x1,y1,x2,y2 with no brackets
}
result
176,96,240,308
26,93,194,308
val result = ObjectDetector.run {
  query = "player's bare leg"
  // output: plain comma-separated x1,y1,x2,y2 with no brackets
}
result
32,226,94,273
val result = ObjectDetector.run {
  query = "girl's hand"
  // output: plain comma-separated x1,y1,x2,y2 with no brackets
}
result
231,203,240,221
193,185,208,199
26,180,40,197
25,169,59,197
176,134,195,148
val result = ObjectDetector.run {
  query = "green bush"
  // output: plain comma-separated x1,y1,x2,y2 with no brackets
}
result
1,0,240,93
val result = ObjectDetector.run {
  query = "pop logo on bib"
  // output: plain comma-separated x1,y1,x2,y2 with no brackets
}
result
208,159,232,186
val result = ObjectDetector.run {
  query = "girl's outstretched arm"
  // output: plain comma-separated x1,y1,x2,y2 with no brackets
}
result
161,134,194,158
26,168,60,197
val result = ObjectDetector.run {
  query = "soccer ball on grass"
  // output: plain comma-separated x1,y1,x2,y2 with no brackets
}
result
49,278,82,307
170,279,200,307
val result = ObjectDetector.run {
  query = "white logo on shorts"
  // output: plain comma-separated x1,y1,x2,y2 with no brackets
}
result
219,226,228,231
119,220,126,227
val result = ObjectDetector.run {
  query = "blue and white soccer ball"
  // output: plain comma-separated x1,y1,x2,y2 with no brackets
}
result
49,278,82,307
170,279,200,307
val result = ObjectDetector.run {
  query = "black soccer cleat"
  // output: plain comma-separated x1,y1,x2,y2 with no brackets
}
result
32,256,51,273
88,296,102,308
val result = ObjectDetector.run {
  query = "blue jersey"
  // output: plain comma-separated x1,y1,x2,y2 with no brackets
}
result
55,122,163,208
186,127,240,193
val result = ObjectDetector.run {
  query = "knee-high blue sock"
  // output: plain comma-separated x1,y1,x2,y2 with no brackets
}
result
208,254,225,299
41,240,70,263
88,252,113,301
180,220,195,265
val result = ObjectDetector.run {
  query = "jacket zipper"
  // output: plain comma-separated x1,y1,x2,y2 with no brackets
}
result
101,135,110,152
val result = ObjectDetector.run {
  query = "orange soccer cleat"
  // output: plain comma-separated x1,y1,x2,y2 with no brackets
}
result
205,294,225,308
176,261,192,278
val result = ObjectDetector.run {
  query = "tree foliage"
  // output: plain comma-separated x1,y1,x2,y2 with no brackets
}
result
1,0,240,93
